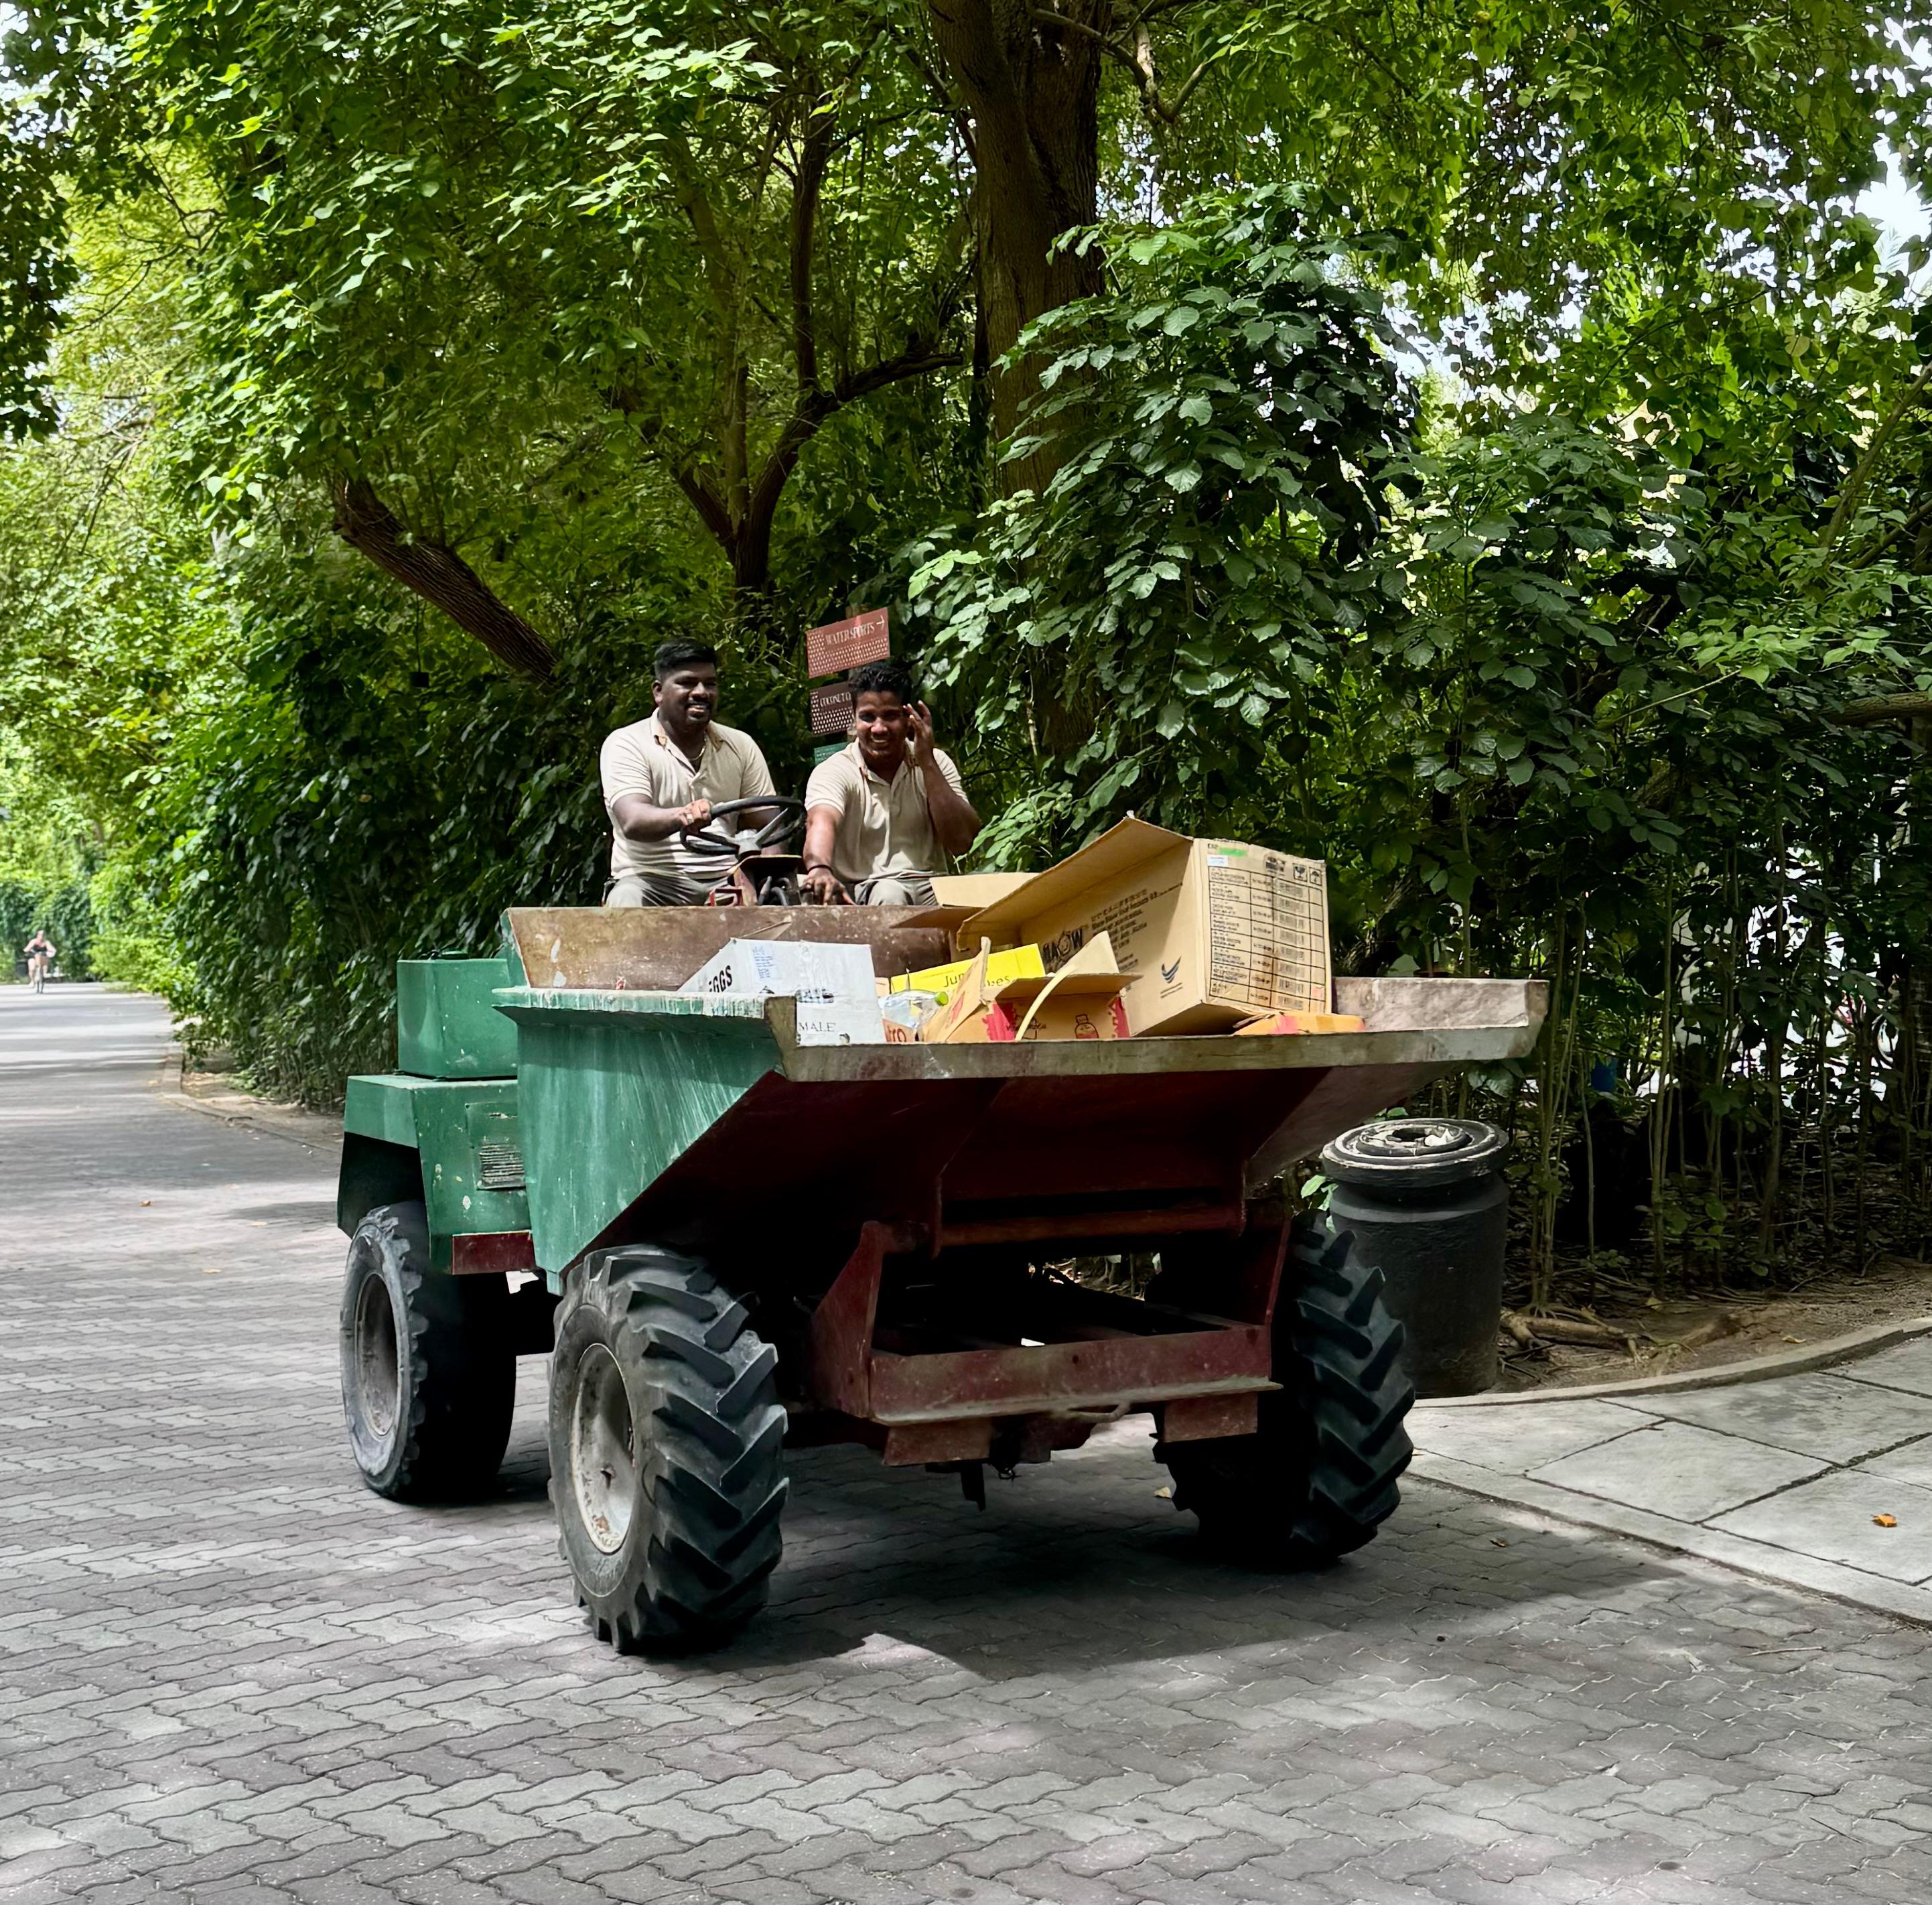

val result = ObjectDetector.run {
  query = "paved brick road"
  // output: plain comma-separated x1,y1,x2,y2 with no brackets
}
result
4,987,1931,1905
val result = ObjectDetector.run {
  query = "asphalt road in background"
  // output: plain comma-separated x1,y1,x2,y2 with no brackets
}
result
3,984,1930,1905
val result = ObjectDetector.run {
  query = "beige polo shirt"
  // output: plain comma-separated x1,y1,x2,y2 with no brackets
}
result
601,713,776,880
805,742,966,886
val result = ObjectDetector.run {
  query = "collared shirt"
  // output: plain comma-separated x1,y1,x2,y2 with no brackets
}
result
601,712,776,881
804,742,966,886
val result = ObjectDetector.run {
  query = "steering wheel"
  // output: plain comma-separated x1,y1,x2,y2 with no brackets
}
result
679,795,806,858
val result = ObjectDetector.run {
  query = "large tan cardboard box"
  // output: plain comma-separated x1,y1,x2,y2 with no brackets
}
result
960,819,1331,1037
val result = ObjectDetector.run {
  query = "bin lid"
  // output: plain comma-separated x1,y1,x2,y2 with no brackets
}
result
1320,1117,1509,1189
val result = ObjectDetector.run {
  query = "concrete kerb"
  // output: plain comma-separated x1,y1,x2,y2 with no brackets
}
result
1416,1314,1932,1408
158,1047,340,1153
1409,1451,1932,1630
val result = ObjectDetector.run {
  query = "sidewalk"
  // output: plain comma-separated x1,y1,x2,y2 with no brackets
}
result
1411,1335,1932,1626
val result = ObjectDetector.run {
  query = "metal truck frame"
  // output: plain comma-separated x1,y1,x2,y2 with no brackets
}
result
337,907,1545,1650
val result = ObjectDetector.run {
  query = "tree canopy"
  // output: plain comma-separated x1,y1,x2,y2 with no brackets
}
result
3,0,1932,1293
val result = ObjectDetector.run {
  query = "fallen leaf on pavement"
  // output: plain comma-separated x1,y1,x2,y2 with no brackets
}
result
1874,1514,1899,1528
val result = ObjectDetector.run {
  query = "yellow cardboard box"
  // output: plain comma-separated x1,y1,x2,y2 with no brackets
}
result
959,819,1331,1038
919,935,1133,1045
887,943,1046,998
1235,1010,1365,1037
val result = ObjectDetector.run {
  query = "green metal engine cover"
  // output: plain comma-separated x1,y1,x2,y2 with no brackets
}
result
397,957,519,1078
341,1073,530,1268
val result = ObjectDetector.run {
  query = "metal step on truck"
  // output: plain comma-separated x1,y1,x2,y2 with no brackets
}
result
336,905,1544,1652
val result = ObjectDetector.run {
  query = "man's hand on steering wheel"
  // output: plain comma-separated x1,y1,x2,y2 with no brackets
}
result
677,797,713,832
800,864,850,905
678,795,807,858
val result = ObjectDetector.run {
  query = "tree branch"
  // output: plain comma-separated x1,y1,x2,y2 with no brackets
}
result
607,384,734,545
790,98,836,396
330,477,555,681
1821,359,1932,553
1030,4,1216,123
743,334,967,541
1830,692,1932,728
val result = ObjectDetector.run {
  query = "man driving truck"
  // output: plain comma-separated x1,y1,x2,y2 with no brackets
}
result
801,660,981,906
602,641,778,906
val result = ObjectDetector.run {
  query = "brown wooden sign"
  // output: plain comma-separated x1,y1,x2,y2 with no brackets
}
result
805,607,890,680
808,682,855,738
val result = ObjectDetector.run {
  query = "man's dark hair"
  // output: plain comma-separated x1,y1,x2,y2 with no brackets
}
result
848,658,917,705
653,639,719,681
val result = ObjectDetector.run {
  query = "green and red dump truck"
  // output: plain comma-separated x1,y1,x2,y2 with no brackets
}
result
336,905,1543,1650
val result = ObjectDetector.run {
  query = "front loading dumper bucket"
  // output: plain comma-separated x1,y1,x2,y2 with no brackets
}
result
496,906,1543,1437
494,906,1545,1649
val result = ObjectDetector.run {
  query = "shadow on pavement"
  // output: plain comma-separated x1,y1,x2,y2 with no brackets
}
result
467,1408,1661,1678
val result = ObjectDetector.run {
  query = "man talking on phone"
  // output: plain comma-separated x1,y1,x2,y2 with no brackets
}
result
800,660,981,906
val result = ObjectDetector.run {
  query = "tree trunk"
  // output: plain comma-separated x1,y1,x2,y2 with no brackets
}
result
928,0,1106,495
330,478,555,682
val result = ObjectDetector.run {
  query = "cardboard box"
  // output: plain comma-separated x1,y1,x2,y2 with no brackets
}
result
920,935,1132,1045
888,943,1045,998
1235,1010,1366,1037
903,872,1040,938
931,872,1037,911
959,819,1331,1038
679,939,886,1046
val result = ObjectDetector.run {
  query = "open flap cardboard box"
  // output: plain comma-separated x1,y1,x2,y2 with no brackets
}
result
959,818,1332,1037
902,871,1040,939
920,933,1134,1044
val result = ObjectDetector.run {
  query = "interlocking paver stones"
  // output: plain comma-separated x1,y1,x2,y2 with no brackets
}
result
7,989,1932,1905
1528,1419,1830,1521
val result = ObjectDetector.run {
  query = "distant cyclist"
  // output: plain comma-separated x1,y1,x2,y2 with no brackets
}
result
23,929,54,994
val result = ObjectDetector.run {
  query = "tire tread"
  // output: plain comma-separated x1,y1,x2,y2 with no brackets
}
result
1157,1215,1413,1567
549,1246,786,1652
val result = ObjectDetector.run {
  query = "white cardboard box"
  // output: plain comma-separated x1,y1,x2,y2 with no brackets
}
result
679,939,886,1046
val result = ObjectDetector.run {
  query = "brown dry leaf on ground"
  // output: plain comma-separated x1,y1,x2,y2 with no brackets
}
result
1874,1514,1899,1528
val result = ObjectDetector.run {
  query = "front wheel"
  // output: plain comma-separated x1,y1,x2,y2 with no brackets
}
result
1157,1215,1414,1566
338,1201,515,1500
549,1246,788,1652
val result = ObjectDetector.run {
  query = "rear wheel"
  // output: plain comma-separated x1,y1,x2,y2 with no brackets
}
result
549,1246,787,1652
1157,1214,1413,1565
339,1201,515,1500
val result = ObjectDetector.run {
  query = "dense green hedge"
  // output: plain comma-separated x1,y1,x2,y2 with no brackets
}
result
0,876,92,980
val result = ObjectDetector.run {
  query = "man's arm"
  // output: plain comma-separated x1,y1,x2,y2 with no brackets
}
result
612,793,713,842
800,806,850,904
907,705,981,858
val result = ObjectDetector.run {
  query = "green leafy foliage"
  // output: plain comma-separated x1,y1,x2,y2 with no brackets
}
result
913,188,1420,859
4,1,1932,1295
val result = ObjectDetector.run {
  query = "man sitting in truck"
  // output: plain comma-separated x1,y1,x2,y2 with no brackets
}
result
800,660,981,906
601,641,779,905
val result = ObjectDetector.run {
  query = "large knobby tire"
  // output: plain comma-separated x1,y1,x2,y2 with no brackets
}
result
548,1246,787,1652
1157,1214,1414,1566
338,1201,515,1501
